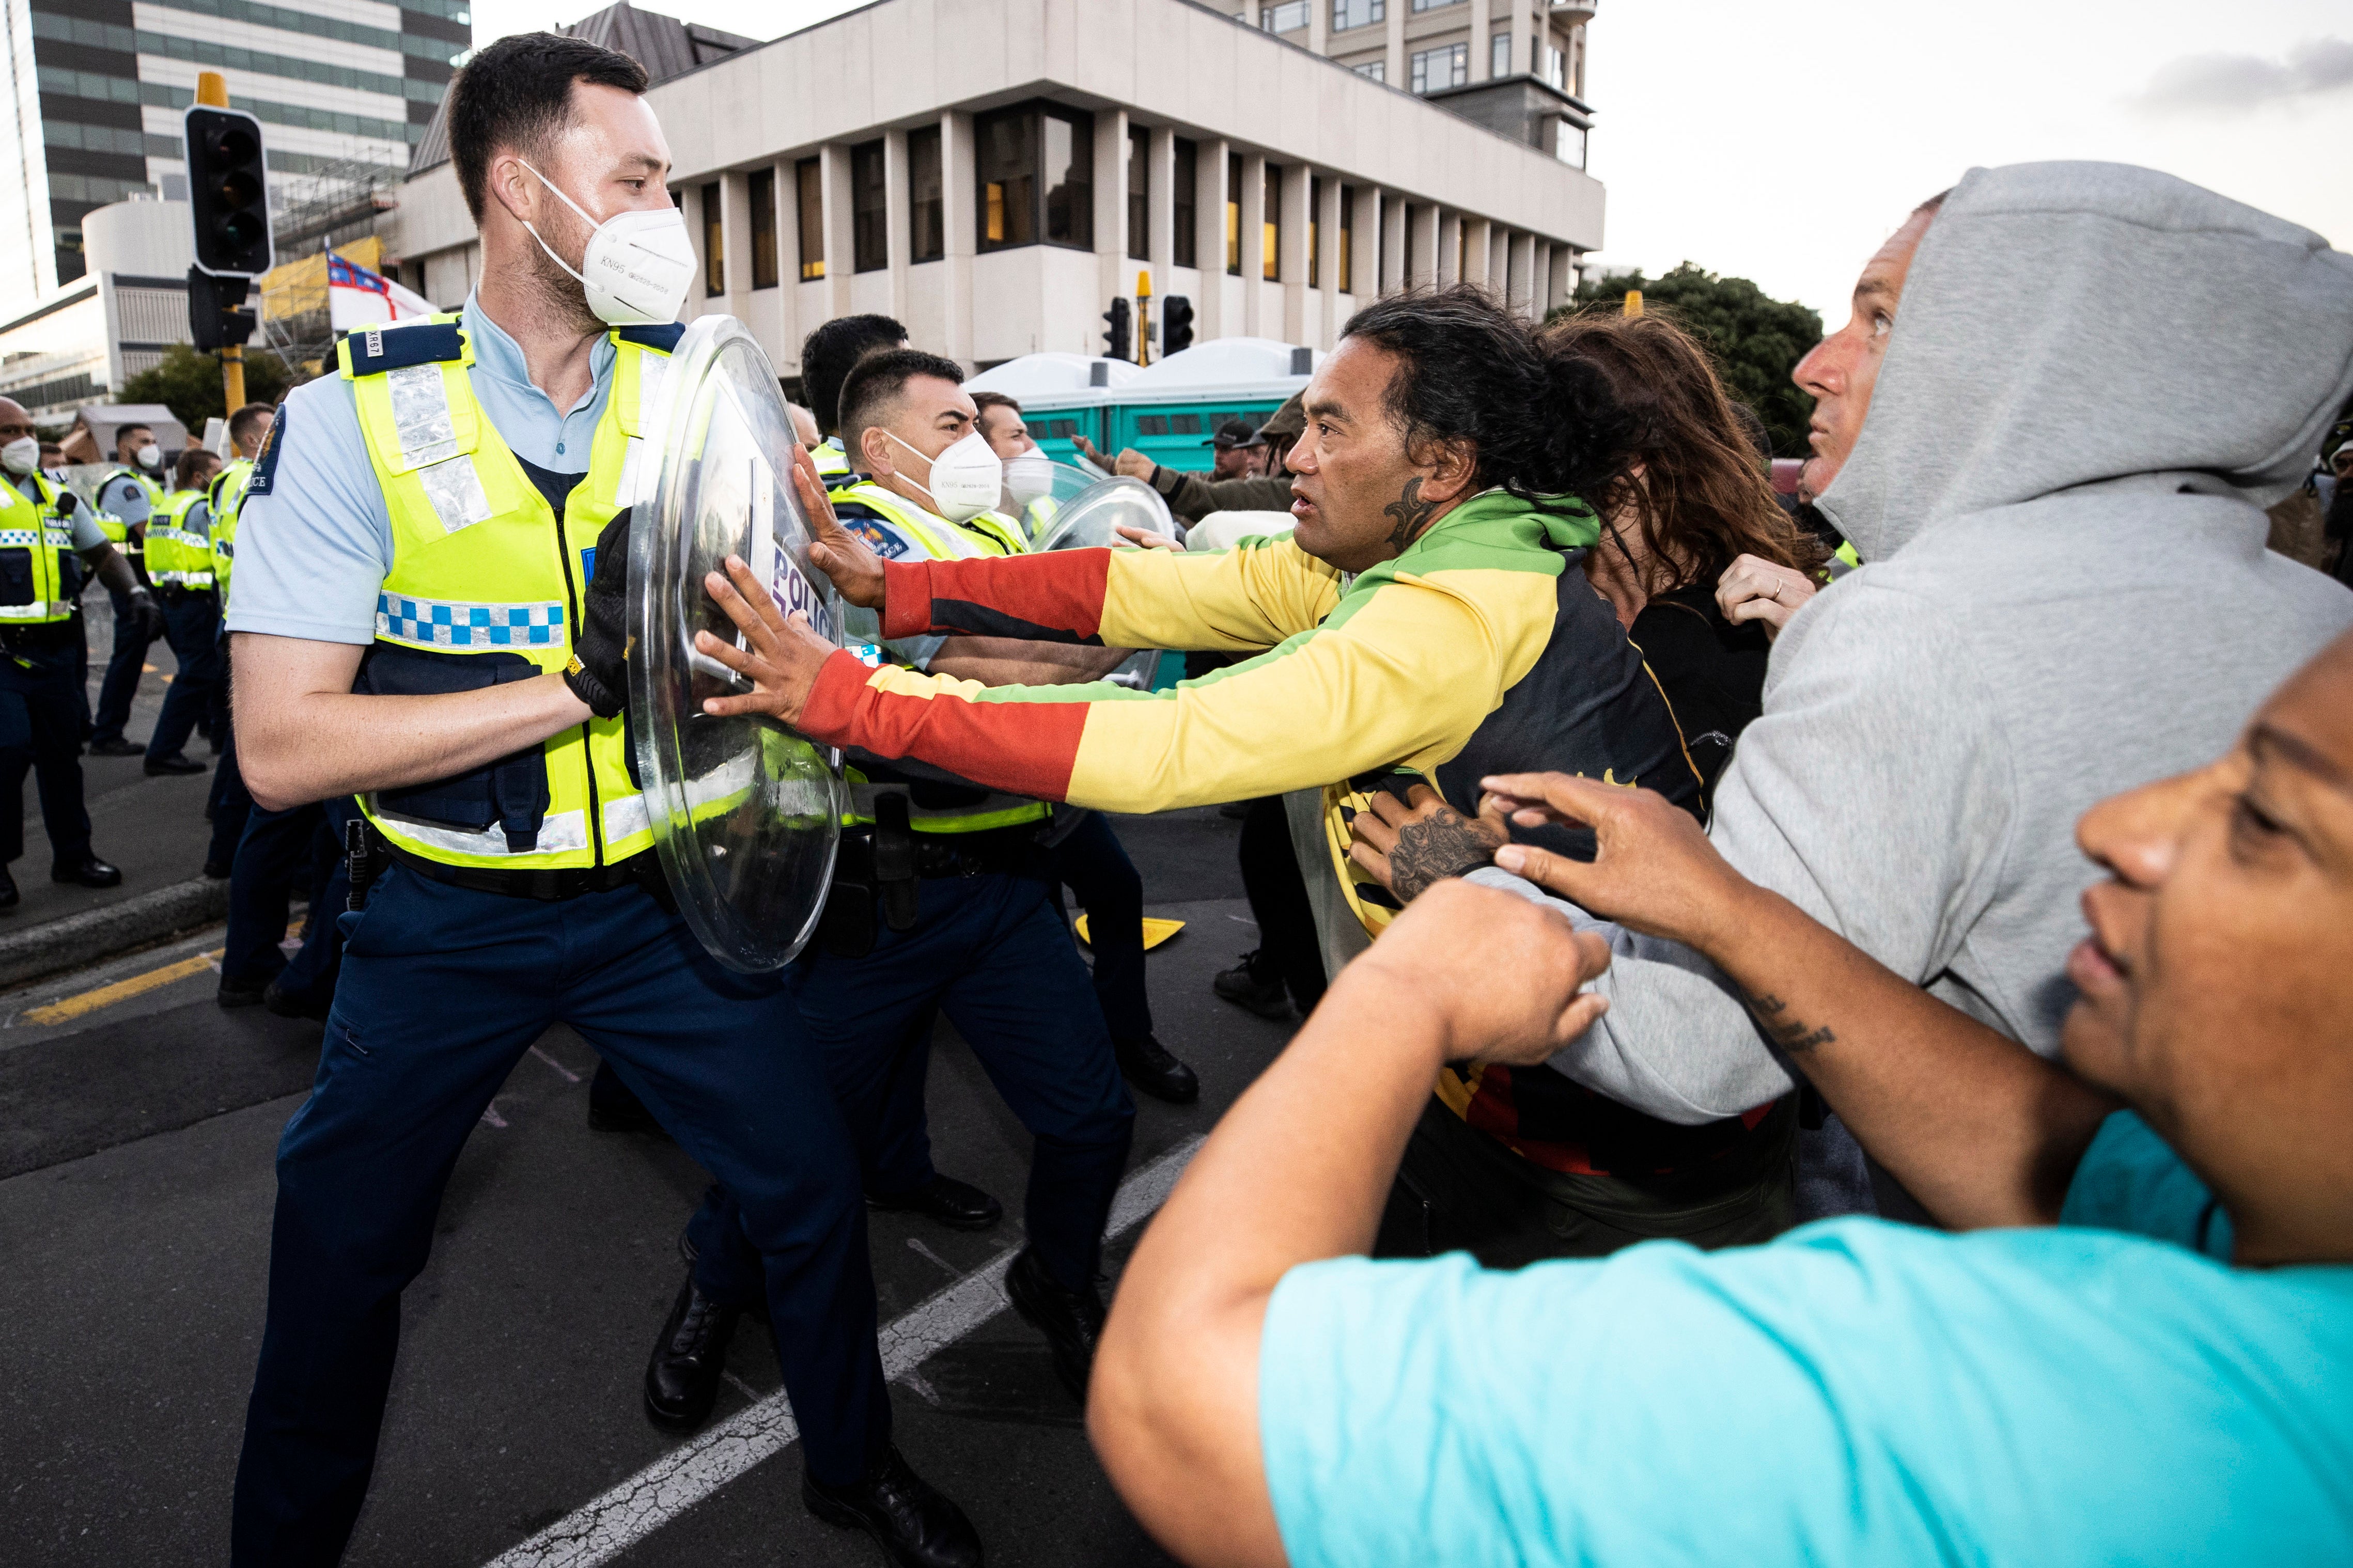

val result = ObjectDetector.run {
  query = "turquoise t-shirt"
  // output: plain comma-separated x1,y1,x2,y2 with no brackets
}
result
1259,1112,2352,1566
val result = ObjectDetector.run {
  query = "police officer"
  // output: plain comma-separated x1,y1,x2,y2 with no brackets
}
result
221,37,977,1567
800,312,907,479
143,447,224,776
638,349,1139,1425
89,421,166,756
201,403,273,875
0,396,144,907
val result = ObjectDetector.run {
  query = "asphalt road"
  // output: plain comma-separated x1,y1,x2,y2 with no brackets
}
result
0,804,1292,1567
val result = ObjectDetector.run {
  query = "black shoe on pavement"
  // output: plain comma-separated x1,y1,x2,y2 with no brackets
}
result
866,1173,1003,1232
1114,1033,1200,1104
51,856,121,888
88,737,144,758
263,981,332,1021
144,753,206,776
643,1275,743,1433
0,866,17,911
1212,950,1293,1020
217,976,268,1009
802,1445,984,1568
1003,1246,1106,1404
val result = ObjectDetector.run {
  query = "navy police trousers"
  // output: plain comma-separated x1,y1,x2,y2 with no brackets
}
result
230,868,890,1566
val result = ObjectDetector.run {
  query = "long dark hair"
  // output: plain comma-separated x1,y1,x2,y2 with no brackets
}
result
1538,311,1821,587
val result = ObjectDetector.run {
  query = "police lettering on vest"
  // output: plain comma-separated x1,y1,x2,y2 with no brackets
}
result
340,311,680,871
0,471,88,623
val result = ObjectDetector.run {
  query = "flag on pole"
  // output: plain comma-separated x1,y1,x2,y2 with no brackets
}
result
328,250,434,331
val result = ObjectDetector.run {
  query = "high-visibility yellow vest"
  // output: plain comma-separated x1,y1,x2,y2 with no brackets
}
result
145,488,215,589
826,476,1048,836
342,311,678,871
99,465,161,545
207,458,256,607
0,471,85,624
812,438,851,479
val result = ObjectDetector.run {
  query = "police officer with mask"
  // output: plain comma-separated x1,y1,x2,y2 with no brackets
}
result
220,37,978,1568
89,421,167,757
0,396,145,906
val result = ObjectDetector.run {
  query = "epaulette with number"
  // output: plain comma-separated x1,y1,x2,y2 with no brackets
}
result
339,318,466,378
615,322,685,353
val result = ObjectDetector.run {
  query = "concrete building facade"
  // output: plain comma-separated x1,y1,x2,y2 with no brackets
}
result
387,0,1606,383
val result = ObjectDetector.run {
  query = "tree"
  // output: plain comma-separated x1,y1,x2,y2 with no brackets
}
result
1554,262,1824,459
118,343,301,431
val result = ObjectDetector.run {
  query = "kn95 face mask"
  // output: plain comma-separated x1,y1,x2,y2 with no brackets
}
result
136,443,163,469
1,436,39,476
1004,451,1055,507
886,428,1004,523
517,160,697,327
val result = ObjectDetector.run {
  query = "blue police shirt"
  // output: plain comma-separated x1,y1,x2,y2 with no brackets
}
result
1259,1111,2353,1565
95,469,158,527
225,293,614,646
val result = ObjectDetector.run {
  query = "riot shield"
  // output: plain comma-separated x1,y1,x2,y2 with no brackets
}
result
1009,466,1174,688
628,315,845,973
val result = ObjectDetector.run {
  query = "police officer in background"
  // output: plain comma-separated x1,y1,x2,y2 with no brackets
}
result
637,349,1141,1430
201,402,274,876
800,312,907,478
221,37,978,1567
143,446,224,777
209,401,275,530
89,421,167,757
0,396,145,906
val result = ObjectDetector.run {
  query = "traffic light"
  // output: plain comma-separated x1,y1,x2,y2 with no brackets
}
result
1102,296,1132,361
187,267,256,351
1161,295,1194,356
184,103,273,276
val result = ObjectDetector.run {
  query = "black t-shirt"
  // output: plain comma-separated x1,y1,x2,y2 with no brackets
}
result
1628,582,1771,811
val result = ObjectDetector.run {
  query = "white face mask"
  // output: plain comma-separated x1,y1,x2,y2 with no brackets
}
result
1004,450,1055,508
136,443,163,470
1,437,38,476
517,160,697,327
885,428,1003,523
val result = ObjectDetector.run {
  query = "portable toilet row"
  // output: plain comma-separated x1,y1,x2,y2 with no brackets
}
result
965,338,1318,472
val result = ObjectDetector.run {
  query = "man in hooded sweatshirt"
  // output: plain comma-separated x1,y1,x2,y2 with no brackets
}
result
1420,163,2353,1193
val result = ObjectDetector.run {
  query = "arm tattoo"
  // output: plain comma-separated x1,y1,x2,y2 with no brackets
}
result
1384,803,1502,901
1741,990,1836,1053
1382,476,1436,552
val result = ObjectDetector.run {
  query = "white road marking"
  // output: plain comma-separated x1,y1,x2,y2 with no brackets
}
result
528,1044,583,1084
904,1236,963,1280
478,1135,1204,1568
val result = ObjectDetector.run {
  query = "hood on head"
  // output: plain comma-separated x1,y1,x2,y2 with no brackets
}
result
1817,161,2353,563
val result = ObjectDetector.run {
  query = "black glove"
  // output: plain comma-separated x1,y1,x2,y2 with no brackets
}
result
565,508,630,719
128,587,165,640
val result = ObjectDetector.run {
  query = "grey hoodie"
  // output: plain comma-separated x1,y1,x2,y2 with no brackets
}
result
1469,162,2353,1123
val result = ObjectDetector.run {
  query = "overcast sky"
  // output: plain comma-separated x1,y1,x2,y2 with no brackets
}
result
470,0,2346,323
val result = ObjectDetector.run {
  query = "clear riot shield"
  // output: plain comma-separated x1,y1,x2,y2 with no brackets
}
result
1009,465,1174,688
629,316,845,973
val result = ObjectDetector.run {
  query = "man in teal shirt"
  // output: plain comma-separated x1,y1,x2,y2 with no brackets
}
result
1086,628,2353,1566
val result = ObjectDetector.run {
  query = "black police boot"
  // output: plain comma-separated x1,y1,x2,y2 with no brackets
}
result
144,753,206,776
802,1444,984,1568
262,980,332,1021
643,1274,742,1433
866,1173,1003,1232
88,737,144,758
217,975,269,1009
1113,1034,1200,1104
1212,949,1292,1019
51,855,122,888
1003,1246,1106,1404
0,864,19,911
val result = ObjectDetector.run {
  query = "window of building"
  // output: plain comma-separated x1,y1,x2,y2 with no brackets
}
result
1544,42,1566,90
1491,31,1510,78
701,180,723,296
1308,175,1321,288
1128,124,1149,261
1410,42,1467,95
1555,119,1587,169
1408,0,1461,10
909,125,943,262
1338,182,1354,292
796,156,824,280
1173,137,1197,268
1263,164,1281,281
748,167,777,289
1225,151,1241,276
976,101,1093,253
1331,0,1383,29
1352,59,1385,83
1260,0,1308,30
850,140,886,273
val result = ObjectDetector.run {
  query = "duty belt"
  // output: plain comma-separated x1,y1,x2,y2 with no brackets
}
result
384,840,674,906
909,829,1046,879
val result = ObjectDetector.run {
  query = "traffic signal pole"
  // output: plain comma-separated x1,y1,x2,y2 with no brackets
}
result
185,71,268,415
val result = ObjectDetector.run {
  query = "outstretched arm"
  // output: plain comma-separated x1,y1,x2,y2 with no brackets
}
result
1090,880,1610,1567
1478,771,2117,1228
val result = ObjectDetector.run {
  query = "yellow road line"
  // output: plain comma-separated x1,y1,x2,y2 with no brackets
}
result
26,949,221,1026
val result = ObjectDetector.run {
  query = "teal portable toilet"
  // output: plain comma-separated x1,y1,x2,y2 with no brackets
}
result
1107,337,1319,473
964,353,1143,465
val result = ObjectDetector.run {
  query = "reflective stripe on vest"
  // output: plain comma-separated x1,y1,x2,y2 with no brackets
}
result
0,473,82,623
342,312,663,871
146,490,215,588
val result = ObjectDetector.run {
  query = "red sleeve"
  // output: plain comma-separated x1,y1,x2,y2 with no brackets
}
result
799,649,1089,802
878,551,1114,644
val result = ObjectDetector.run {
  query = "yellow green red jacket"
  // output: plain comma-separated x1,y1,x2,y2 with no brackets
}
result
798,489,1704,933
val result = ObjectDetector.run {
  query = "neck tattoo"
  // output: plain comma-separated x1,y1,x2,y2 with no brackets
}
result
1383,476,1436,552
